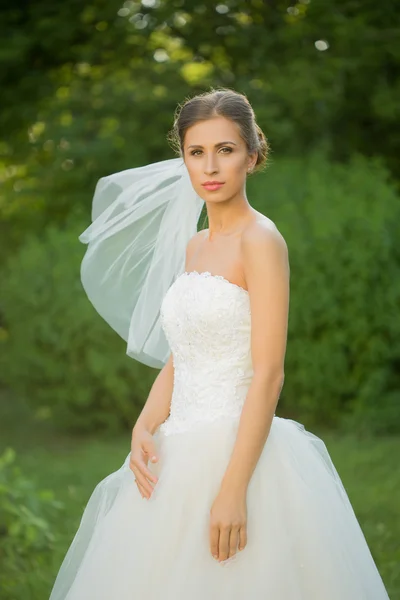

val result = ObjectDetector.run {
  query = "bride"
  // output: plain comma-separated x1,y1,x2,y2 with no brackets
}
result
49,88,390,599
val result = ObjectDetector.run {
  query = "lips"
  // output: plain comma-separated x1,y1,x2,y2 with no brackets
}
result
202,182,225,191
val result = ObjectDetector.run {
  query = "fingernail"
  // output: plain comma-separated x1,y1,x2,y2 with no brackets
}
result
151,456,157,462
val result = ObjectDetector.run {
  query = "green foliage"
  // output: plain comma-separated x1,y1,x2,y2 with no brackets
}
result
0,447,62,598
248,153,400,433
2,1,400,256
1,154,399,435
0,219,157,433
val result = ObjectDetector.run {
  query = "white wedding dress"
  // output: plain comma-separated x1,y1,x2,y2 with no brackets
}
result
50,270,390,599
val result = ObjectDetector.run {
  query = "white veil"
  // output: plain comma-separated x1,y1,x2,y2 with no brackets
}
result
78,157,204,369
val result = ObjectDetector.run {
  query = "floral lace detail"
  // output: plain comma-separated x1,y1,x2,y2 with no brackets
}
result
183,270,249,295
159,271,253,436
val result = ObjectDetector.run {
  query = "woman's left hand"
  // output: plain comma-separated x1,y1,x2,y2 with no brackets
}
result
209,487,248,562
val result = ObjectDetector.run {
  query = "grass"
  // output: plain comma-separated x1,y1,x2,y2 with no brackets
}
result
1,398,399,599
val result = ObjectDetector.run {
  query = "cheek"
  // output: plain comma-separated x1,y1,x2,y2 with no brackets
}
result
231,153,248,171
225,156,247,181
185,160,203,185
185,172,203,197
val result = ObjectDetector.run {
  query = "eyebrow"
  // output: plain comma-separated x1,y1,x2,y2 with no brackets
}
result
187,141,237,149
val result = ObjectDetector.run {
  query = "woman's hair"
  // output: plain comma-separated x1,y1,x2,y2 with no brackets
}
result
168,87,270,173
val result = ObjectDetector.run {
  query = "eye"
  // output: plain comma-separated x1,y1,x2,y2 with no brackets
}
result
190,147,233,156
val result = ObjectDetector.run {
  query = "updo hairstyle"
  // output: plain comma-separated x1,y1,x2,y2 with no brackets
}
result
168,88,269,173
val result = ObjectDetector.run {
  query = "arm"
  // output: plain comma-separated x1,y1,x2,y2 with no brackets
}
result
134,230,205,435
219,222,290,494
134,352,175,434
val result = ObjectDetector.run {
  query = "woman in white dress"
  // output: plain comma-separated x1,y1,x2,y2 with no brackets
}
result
49,88,390,599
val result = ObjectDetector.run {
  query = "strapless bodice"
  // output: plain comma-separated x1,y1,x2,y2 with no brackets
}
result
159,271,253,435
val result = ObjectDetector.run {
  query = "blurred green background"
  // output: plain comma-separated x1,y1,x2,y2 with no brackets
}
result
0,1,399,598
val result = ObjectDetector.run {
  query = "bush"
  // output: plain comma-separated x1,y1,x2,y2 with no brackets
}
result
1,154,399,435
0,219,157,433
0,447,62,598
248,153,400,433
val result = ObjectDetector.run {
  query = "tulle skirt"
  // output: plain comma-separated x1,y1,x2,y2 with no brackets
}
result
49,416,389,599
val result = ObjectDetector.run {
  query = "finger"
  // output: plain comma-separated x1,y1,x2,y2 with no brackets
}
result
142,445,158,464
136,480,148,499
133,472,155,497
130,456,158,484
209,523,220,559
132,474,144,498
228,526,240,558
138,456,159,484
129,461,156,496
130,466,153,498
238,525,247,551
218,526,231,562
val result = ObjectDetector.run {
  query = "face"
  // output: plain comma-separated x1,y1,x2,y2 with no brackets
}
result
182,116,257,202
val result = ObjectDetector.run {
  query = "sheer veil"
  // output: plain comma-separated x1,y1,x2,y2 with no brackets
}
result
78,157,204,369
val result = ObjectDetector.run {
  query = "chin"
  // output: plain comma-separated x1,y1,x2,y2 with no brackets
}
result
199,194,229,204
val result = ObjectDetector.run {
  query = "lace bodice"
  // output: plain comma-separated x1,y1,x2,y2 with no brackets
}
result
159,270,253,436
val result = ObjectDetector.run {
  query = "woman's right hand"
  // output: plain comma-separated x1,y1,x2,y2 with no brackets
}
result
129,425,159,499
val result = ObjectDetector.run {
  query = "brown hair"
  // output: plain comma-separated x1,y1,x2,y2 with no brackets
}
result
167,87,270,174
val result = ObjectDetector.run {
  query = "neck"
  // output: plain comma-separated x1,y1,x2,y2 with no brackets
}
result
206,198,253,239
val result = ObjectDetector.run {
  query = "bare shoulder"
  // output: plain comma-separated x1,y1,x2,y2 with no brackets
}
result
241,216,288,259
241,216,290,296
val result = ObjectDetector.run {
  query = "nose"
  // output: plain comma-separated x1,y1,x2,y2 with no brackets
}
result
204,153,219,175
